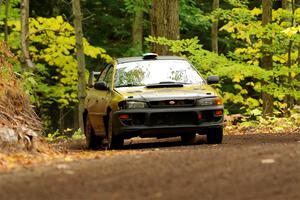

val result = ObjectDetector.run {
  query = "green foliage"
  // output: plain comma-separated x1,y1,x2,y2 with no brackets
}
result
46,129,68,142
6,16,112,109
219,5,300,105
124,0,150,14
1,0,300,133
146,36,300,116
180,0,211,31
2,15,112,132
46,128,84,141
225,109,300,135
0,0,20,21
240,112,300,133
71,128,84,140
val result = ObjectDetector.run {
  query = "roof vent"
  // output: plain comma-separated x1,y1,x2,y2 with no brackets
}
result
142,53,158,60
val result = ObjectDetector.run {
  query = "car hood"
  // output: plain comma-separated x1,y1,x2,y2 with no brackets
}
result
114,84,218,101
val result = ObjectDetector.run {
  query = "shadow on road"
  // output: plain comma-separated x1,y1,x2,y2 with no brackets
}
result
62,135,207,151
60,133,300,152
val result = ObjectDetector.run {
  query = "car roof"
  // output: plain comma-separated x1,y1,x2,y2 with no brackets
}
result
116,56,186,64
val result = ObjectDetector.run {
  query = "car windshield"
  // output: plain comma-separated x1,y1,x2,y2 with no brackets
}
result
115,59,205,87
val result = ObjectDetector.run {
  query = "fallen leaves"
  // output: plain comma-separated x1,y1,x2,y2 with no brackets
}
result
225,114,300,135
1,41,43,153
0,142,149,173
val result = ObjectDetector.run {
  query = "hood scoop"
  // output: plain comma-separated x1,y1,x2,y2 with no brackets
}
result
146,82,184,88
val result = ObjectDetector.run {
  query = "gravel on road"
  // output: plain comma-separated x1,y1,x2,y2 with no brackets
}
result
0,133,300,200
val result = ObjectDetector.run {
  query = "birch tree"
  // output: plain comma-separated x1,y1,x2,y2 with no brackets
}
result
20,0,35,69
72,0,87,133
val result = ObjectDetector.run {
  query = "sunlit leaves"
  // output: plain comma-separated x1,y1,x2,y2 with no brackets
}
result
4,16,112,109
219,4,300,115
147,33,300,116
282,27,299,37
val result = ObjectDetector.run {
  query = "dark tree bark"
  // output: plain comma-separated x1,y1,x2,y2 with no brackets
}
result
283,0,295,112
72,0,87,133
150,0,179,55
4,0,9,41
132,0,144,54
298,44,300,66
0,0,2,15
20,0,35,70
211,0,219,53
296,0,300,105
261,0,274,117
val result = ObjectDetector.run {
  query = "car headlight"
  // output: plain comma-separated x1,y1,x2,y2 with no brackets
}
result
119,101,147,109
196,97,222,106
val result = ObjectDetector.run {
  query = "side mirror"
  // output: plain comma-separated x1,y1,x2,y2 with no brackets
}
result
88,71,101,88
94,81,109,90
207,75,219,84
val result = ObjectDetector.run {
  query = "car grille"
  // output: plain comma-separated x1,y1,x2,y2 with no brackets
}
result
119,110,222,127
149,112,197,126
148,100,195,108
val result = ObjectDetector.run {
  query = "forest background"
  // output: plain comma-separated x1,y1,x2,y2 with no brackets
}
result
0,0,299,135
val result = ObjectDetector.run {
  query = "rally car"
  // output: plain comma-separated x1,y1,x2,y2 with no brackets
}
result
84,53,224,149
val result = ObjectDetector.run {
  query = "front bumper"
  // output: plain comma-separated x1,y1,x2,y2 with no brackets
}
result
112,106,224,139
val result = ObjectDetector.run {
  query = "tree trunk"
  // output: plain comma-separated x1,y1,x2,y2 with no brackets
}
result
20,0,35,70
0,0,2,15
132,0,144,54
298,44,300,65
296,0,300,105
4,0,9,41
211,0,219,53
150,0,179,55
283,0,295,113
72,0,87,133
297,43,300,105
261,0,273,117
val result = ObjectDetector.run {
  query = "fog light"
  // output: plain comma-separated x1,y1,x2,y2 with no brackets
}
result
215,110,223,116
198,112,202,120
119,114,130,120
215,97,223,105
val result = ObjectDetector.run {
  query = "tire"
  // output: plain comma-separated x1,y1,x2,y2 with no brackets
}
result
107,112,124,149
181,133,197,144
85,116,103,150
206,127,223,144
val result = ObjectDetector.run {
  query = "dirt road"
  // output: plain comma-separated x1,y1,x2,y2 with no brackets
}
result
1,133,300,200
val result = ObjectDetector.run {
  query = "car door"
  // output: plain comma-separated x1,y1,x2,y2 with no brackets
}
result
87,64,114,137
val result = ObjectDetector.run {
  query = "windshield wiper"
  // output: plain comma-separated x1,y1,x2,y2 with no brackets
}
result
115,84,144,88
146,81,186,88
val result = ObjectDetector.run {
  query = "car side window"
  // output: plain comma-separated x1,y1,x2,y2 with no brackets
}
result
98,65,110,82
103,65,114,88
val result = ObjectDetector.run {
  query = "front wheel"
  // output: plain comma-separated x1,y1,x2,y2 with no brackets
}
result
206,127,223,144
107,112,124,149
